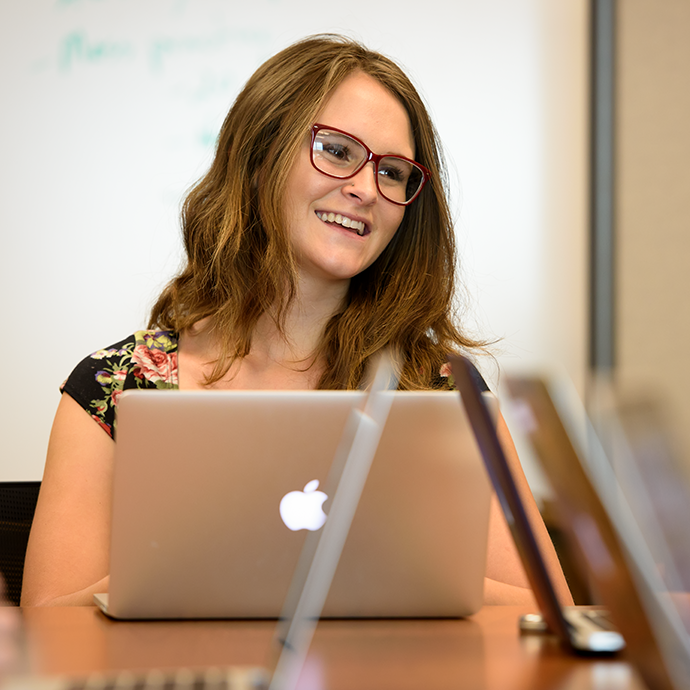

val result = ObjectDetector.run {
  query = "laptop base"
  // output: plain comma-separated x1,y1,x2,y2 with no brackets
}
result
518,607,624,653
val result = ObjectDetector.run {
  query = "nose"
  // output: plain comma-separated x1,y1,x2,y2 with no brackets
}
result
343,161,378,204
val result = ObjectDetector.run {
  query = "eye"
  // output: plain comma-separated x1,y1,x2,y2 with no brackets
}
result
378,158,410,185
314,131,362,170
321,142,352,162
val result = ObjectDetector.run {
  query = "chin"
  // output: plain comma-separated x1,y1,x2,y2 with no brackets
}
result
329,263,369,281
310,259,369,283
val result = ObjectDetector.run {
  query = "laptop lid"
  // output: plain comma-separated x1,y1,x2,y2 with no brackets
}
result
504,373,683,688
448,354,624,654
448,356,575,641
103,386,491,620
606,397,690,690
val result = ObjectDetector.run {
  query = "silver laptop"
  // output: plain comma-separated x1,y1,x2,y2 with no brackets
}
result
449,354,625,654
95,388,491,620
504,371,690,688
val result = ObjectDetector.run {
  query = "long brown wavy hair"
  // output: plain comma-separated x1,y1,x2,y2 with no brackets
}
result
149,34,483,389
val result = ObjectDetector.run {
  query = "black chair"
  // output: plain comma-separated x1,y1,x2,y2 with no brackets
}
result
0,481,41,605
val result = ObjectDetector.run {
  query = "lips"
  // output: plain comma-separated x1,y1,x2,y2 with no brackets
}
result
316,211,367,236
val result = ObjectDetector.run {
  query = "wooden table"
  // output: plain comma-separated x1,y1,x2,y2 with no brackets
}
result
8,606,646,690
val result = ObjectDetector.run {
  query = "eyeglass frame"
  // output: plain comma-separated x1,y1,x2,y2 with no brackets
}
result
309,123,431,206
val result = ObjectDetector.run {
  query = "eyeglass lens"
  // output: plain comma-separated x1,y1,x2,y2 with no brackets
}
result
312,129,424,204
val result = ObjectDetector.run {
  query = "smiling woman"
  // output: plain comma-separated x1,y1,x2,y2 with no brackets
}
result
21,34,572,609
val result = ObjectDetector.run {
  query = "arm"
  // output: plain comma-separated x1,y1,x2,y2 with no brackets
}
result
0,576,20,675
483,413,573,606
21,393,114,606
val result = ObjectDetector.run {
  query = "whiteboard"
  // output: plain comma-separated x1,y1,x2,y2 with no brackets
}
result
0,0,587,479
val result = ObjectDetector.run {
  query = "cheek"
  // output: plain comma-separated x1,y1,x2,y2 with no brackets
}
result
383,207,406,240
285,161,339,215
284,147,318,201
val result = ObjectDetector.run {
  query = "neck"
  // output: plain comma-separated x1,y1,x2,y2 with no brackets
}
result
256,274,350,364
179,275,350,389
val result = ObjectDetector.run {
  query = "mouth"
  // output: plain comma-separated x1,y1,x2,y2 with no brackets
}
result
316,211,369,237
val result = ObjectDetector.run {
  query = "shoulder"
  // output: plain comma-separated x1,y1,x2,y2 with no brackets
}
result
62,330,179,389
60,330,179,438
128,330,179,385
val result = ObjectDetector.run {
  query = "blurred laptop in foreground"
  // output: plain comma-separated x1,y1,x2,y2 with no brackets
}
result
449,354,624,656
503,370,690,690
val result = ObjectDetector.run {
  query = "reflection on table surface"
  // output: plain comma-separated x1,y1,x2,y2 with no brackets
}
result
6,606,647,690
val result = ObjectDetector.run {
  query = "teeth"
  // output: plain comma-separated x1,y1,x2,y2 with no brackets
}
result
317,212,366,235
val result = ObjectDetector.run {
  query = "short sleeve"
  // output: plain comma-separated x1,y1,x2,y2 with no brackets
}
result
438,357,490,393
60,330,178,439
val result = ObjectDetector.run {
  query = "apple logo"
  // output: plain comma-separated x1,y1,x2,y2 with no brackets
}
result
279,479,328,531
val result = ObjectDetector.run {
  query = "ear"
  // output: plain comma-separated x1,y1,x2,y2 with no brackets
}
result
252,155,271,192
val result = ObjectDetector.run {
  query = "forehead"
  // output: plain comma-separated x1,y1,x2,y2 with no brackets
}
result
316,72,415,159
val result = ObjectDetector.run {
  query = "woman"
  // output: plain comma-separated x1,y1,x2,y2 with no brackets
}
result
22,35,572,607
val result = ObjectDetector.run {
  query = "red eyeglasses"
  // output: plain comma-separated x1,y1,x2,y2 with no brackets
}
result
310,123,430,206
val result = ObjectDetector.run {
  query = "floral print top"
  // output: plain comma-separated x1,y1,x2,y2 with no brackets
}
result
61,330,179,439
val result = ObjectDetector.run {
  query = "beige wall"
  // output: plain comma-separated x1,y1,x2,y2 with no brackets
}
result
616,0,690,461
